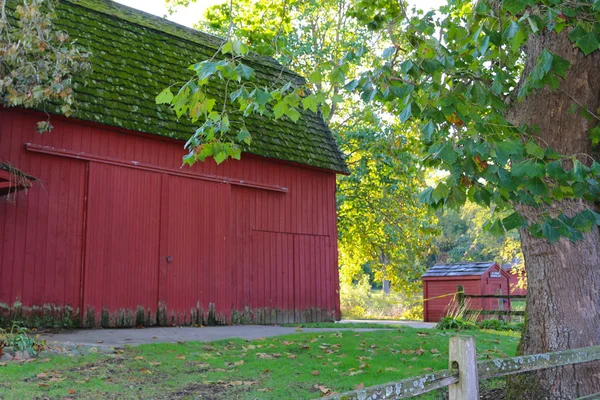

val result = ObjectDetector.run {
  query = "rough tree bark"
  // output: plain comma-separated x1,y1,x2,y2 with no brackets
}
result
506,28,600,399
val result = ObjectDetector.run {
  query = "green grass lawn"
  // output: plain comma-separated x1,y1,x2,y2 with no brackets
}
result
0,327,519,400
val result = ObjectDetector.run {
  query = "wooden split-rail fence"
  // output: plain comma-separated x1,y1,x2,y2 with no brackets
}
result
320,336,600,400
458,291,526,318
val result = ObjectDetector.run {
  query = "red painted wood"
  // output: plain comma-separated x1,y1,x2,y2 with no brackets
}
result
422,263,514,322
0,109,340,325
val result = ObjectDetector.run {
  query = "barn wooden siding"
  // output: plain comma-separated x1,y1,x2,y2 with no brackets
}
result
0,109,341,326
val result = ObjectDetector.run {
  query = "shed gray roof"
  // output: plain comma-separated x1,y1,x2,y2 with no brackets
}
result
422,262,497,277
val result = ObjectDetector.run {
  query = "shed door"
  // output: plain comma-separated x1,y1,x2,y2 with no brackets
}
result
158,175,231,325
83,163,161,326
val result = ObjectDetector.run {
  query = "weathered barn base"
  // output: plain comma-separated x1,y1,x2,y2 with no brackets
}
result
0,302,80,329
0,300,336,328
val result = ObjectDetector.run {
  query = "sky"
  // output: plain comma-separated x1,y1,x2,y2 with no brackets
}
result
115,0,446,28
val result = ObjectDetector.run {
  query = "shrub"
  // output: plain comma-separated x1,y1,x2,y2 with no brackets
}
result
478,319,523,331
436,316,477,330
340,277,423,320
0,322,38,355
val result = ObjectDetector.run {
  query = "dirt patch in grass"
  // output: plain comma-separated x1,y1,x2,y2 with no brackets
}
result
166,382,229,399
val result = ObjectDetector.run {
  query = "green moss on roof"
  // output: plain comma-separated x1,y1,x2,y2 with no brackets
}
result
49,0,348,173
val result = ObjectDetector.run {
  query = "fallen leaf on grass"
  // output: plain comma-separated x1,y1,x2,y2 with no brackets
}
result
134,356,145,360
149,361,162,366
385,367,399,372
256,353,273,359
312,370,320,376
349,370,363,376
233,360,245,366
430,348,440,354
0,362,7,367
354,383,365,390
288,354,296,359
38,383,49,388
175,355,186,360
36,373,49,379
423,368,433,372
415,348,425,356
140,368,152,374
257,388,273,392
68,389,76,394
314,384,331,394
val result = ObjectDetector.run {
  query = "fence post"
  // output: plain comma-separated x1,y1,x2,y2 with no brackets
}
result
448,336,479,400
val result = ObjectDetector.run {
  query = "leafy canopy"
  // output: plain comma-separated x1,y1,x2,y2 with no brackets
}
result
0,0,90,132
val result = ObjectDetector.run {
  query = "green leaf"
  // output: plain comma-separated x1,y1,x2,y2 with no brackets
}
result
525,141,544,159
214,151,227,164
485,219,505,236
432,184,450,203
421,121,436,141
418,187,434,204
527,16,539,33
273,101,288,118
502,212,525,231
389,85,414,100
286,107,301,122
590,126,600,146
330,67,346,84
576,32,600,56
236,127,252,144
156,88,174,104
309,70,322,84
568,25,588,43
382,46,396,59
541,220,560,243
399,103,412,123
527,177,548,196
511,159,544,178
435,143,458,165
235,63,254,80
502,0,530,14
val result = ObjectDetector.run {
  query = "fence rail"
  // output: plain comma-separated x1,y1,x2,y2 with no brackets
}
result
457,291,525,318
320,338,600,400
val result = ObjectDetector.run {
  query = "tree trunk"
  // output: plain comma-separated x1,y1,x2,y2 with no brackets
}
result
506,28,600,399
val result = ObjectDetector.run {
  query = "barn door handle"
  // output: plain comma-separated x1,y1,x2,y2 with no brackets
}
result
166,256,173,263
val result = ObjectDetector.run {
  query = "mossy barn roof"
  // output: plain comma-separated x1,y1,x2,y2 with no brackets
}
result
51,0,348,174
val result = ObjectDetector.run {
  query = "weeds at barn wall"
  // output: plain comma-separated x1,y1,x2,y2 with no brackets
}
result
1,300,336,328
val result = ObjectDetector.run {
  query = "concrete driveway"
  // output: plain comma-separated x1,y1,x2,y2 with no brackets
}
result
39,320,435,348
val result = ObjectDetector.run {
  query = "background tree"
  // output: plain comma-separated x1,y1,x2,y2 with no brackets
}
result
431,201,523,268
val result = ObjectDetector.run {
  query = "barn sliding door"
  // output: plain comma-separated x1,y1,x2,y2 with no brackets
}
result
157,175,231,325
82,163,161,327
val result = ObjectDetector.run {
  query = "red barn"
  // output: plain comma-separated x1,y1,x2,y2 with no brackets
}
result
0,1,348,327
422,262,511,322
503,265,528,296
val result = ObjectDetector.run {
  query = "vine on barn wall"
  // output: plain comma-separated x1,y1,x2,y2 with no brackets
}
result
0,0,90,132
